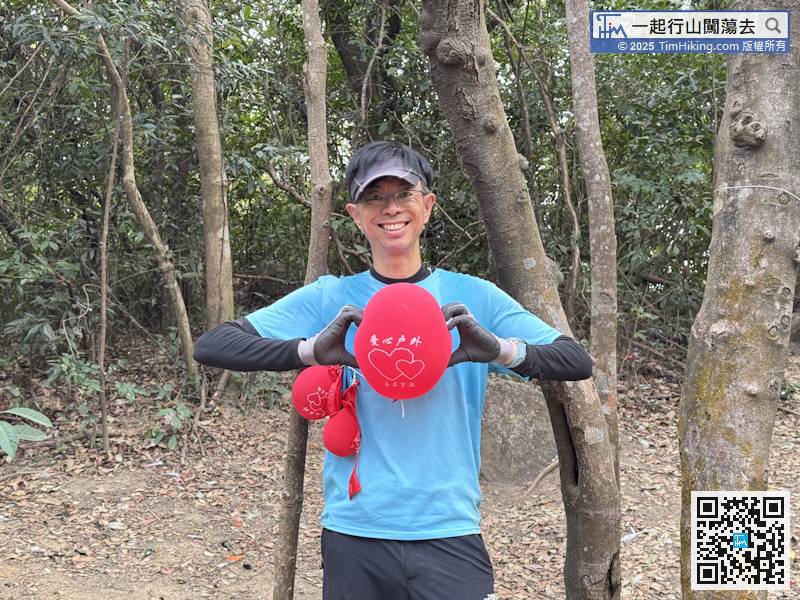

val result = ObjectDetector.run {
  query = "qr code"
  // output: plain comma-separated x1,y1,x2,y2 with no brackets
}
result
691,491,790,591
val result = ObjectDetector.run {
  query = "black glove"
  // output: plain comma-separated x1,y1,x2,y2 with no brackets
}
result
442,302,501,366
298,305,363,368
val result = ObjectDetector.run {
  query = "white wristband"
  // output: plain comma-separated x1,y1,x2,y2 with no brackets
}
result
297,336,319,366
495,336,517,367
496,337,526,368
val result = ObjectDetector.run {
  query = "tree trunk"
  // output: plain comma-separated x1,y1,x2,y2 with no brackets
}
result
180,0,235,330
272,0,333,598
678,2,800,598
97,107,121,459
420,2,620,598
52,0,198,380
564,0,619,483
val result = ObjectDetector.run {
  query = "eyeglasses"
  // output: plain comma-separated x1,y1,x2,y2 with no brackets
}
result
358,189,426,210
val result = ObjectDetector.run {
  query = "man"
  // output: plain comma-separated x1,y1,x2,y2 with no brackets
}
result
193,141,592,600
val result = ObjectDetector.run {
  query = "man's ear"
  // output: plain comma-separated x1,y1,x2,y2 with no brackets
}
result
346,203,361,229
422,193,436,224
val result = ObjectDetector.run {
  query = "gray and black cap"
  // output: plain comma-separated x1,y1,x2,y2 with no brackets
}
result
345,141,434,203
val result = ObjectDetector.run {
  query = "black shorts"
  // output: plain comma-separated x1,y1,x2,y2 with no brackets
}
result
321,528,495,600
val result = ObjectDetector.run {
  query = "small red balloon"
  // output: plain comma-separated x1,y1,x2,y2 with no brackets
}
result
354,283,451,400
291,365,339,421
323,406,360,457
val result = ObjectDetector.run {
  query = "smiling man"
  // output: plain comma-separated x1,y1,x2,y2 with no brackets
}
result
343,144,436,279
193,141,593,600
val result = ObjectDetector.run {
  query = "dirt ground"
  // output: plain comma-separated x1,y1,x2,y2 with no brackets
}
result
1,351,798,600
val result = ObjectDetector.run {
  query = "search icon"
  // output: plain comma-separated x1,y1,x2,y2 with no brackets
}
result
765,17,781,34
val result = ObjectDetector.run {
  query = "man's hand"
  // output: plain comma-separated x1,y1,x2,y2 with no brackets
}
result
298,305,363,368
442,302,504,366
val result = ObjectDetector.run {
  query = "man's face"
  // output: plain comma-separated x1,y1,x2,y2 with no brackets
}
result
345,176,436,261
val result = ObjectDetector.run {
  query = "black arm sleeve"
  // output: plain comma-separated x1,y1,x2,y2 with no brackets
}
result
192,318,306,372
510,335,593,381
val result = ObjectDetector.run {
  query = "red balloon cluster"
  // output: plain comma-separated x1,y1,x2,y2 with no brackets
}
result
291,365,361,498
354,283,451,400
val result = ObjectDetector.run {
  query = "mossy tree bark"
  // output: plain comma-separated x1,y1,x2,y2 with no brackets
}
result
421,1,620,597
678,2,800,598
272,0,333,598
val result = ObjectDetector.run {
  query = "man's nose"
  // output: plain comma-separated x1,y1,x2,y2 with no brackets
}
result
381,196,403,212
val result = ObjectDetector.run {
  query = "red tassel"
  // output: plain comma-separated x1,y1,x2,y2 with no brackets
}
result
348,450,361,499
345,378,361,499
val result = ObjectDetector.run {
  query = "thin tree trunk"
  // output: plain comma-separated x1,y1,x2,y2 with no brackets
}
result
180,0,235,330
272,0,334,598
564,0,619,484
421,2,619,598
97,110,120,459
52,0,198,379
679,2,800,598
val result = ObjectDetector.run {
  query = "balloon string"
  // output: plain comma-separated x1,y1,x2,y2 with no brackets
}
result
401,401,405,419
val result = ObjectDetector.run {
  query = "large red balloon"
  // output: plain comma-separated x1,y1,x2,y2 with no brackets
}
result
291,365,340,421
354,283,450,400
322,406,360,457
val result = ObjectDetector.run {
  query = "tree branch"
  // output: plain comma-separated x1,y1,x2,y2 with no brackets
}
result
0,44,43,98
264,162,310,207
233,272,294,285
358,0,388,141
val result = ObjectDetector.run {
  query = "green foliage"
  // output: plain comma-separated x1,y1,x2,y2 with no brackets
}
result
1,226,94,359
45,355,101,395
74,400,97,433
145,401,192,450
0,406,53,461
115,381,148,403
153,383,174,403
